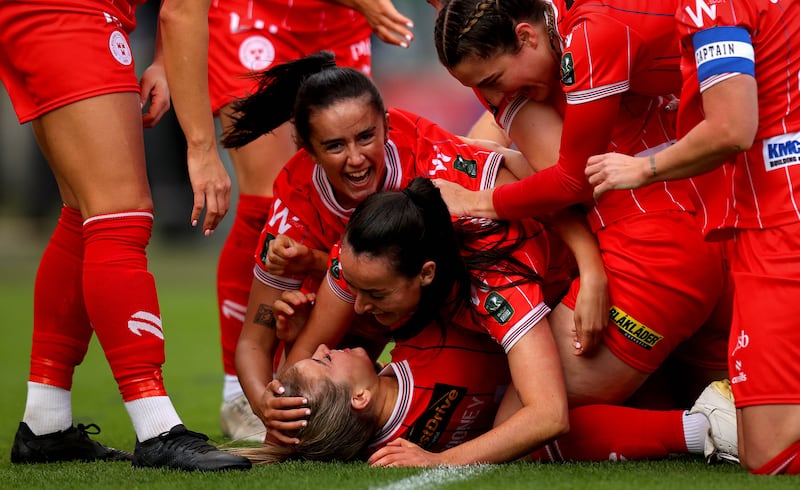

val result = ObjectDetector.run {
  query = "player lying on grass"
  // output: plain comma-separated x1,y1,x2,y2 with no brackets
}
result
234,178,738,466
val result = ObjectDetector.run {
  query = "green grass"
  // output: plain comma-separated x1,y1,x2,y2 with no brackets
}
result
1,238,798,489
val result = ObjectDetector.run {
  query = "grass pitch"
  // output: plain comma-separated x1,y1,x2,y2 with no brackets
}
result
0,236,797,489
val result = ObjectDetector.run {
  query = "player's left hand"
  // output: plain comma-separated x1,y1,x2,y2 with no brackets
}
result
571,269,608,356
186,144,232,235
585,152,650,199
368,438,442,467
350,0,415,48
139,61,170,128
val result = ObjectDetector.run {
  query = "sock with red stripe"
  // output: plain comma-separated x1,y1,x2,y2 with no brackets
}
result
217,194,272,400
82,211,180,439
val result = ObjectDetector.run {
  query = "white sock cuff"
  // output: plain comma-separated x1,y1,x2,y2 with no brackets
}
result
22,381,72,435
125,396,182,442
682,410,709,454
222,374,244,402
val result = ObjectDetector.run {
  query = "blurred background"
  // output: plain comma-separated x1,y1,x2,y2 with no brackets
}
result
0,0,484,254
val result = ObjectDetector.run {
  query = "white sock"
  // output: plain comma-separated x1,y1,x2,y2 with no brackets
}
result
22,381,72,435
124,396,182,442
682,410,709,454
222,374,244,402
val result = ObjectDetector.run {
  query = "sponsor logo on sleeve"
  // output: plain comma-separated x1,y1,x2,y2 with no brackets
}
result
330,256,342,280
609,306,663,350
560,52,575,86
406,383,467,449
453,155,478,178
260,233,276,265
484,292,514,325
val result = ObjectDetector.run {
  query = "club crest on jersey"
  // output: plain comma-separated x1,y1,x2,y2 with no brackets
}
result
560,52,575,86
239,35,275,71
330,257,342,280
609,306,663,350
484,292,514,324
453,155,478,178
405,383,467,449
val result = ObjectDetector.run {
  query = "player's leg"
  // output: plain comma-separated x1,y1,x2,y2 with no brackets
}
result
727,225,800,474
29,92,249,471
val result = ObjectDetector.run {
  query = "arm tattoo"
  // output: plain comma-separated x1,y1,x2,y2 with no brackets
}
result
253,304,276,330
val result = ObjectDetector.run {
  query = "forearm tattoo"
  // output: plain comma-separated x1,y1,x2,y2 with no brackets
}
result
253,304,276,330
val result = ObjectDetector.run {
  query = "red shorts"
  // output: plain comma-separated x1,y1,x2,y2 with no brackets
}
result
562,212,725,373
728,222,800,408
0,0,141,123
208,0,372,114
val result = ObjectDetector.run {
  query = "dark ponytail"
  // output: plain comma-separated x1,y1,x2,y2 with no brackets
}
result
344,177,544,340
221,51,385,150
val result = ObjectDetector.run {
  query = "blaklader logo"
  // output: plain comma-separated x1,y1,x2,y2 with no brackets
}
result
609,306,662,350
406,383,466,449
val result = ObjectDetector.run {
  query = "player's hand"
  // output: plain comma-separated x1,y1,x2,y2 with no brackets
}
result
571,270,609,356
139,62,170,128
257,379,310,445
350,0,414,48
267,234,314,276
186,144,231,235
368,438,442,467
432,179,498,219
274,290,316,344
585,152,650,199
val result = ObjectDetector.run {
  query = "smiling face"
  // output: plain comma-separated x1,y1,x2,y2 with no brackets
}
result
339,243,435,328
306,96,389,210
448,22,559,106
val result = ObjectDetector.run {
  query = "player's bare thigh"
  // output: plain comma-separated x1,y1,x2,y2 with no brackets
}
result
738,404,800,471
549,302,649,406
31,92,152,217
218,106,296,197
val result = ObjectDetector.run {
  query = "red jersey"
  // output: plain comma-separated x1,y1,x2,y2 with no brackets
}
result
368,324,510,453
326,217,552,354
676,0,800,234
254,108,504,291
488,0,695,231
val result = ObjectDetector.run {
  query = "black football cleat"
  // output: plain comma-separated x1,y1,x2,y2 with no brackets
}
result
132,424,252,471
11,421,132,464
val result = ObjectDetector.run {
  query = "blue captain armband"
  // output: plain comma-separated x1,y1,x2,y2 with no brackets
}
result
693,26,755,90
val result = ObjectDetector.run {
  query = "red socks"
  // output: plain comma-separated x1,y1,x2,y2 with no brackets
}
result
752,440,800,475
82,211,166,401
533,405,687,462
30,206,91,390
217,194,272,376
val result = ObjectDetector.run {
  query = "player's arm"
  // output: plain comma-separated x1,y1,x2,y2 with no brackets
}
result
587,25,758,195
369,318,569,465
159,0,231,234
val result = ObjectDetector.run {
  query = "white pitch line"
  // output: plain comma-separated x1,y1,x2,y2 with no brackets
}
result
370,464,495,490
